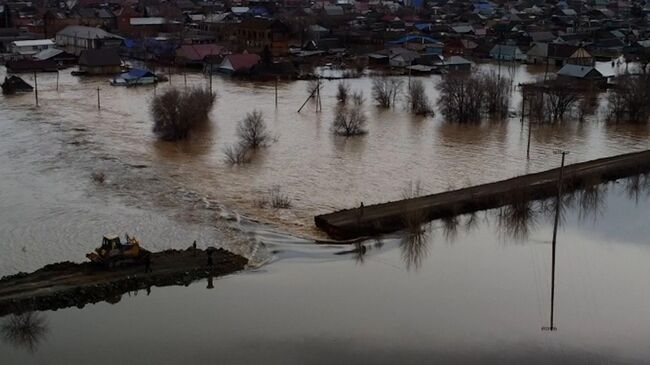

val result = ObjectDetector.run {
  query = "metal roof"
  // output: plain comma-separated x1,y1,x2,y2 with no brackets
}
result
33,48,64,60
130,17,166,26
57,25,123,40
11,39,55,47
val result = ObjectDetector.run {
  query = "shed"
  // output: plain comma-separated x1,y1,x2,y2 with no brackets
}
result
79,48,121,75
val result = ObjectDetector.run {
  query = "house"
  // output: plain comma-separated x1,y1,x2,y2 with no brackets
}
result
436,55,473,71
110,68,157,86
175,43,228,67
229,19,290,56
489,44,527,62
527,43,592,66
78,48,121,74
217,53,261,74
387,34,444,54
388,48,419,67
556,63,614,87
56,25,123,55
10,39,55,56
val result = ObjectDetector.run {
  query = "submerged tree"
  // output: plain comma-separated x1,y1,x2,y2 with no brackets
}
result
151,88,216,141
607,74,650,124
336,81,350,104
332,106,367,136
544,79,580,123
482,71,512,119
437,72,483,123
224,110,272,165
372,77,404,108
236,110,271,149
405,79,434,116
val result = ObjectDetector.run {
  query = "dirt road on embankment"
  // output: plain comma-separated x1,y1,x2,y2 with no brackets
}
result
0,248,247,317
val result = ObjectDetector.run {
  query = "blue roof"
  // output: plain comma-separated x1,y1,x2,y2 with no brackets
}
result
388,34,442,46
414,23,432,31
119,68,155,80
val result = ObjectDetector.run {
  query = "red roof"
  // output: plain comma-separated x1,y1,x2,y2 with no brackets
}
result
223,53,261,71
176,44,226,61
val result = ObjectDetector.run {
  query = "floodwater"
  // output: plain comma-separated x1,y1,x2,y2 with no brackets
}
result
2,180,650,364
1,63,648,252
1,62,650,363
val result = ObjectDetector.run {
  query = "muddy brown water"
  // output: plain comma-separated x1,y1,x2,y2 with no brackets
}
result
1,63,650,363
2,180,650,364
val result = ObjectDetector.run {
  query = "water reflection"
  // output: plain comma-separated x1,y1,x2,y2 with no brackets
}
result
1,312,49,352
496,199,539,242
400,229,430,271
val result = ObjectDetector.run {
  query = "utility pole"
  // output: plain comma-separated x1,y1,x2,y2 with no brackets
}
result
275,76,278,108
33,71,38,107
97,87,100,110
56,71,59,92
209,62,213,95
543,150,569,332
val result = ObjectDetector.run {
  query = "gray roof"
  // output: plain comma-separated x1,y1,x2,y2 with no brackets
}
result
33,48,64,60
57,25,123,40
557,63,614,78
558,64,594,78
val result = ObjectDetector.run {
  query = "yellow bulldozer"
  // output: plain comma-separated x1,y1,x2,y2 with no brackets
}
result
87,234,150,267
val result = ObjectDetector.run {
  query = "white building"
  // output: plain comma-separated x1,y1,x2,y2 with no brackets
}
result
10,39,55,56
55,26,123,55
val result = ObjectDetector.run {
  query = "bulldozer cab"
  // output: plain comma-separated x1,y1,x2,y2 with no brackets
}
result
102,235,122,250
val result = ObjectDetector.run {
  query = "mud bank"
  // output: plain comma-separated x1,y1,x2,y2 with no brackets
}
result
0,248,247,317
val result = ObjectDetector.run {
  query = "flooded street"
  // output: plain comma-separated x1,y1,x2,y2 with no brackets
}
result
3,181,650,364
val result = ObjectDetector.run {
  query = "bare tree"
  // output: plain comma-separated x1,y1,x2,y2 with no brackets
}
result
544,79,580,123
482,71,512,119
577,85,599,122
405,79,434,116
607,74,650,124
151,88,216,140
223,143,251,165
351,90,364,106
436,72,483,123
372,77,404,108
237,110,270,149
332,107,367,136
336,81,350,103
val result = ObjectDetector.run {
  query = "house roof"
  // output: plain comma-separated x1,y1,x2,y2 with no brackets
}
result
130,17,166,25
118,68,155,79
79,48,121,66
388,34,443,46
33,48,64,60
12,39,55,47
176,44,226,61
557,64,606,78
221,53,261,71
57,25,123,40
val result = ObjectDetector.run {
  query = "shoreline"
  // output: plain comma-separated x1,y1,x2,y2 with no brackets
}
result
0,247,247,317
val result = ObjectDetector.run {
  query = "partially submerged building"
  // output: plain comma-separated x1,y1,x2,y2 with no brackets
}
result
78,48,122,74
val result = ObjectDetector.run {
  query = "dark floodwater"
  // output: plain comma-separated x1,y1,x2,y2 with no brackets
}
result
2,181,650,364
1,63,650,363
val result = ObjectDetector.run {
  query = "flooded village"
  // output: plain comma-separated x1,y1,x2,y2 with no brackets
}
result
1,0,650,363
